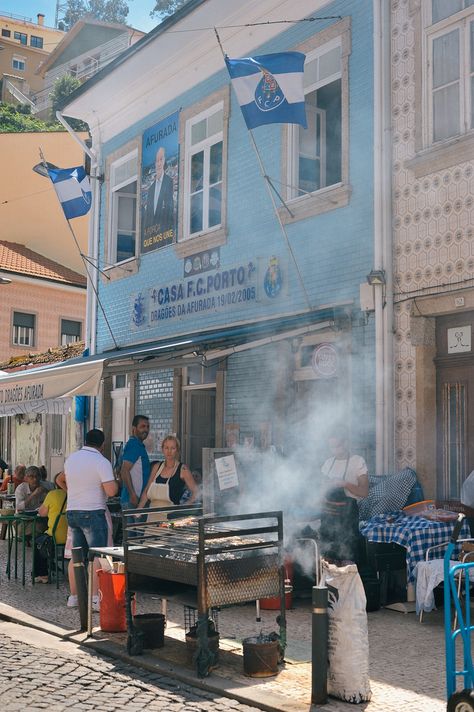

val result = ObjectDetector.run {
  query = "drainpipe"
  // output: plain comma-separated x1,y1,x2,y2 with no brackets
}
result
381,1,394,472
373,0,385,474
55,110,100,358
56,110,101,429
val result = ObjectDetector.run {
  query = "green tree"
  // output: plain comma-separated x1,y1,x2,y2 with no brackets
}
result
62,0,131,31
50,74,88,130
151,0,188,18
0,103,63,132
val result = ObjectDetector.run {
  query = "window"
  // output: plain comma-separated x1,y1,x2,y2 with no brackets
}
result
12,56,25,71
183,103,224,239
278,19,350,222
108,150,138,264
287,40,342,199
12,312,35,346
30,35,43,49
426,1,474,143
61,319,81,345
2,29,11,38
14,31,27,45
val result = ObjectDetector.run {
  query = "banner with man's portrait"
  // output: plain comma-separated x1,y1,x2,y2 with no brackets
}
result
141,111,179,253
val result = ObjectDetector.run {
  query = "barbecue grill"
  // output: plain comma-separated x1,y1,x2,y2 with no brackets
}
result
122,505,286,677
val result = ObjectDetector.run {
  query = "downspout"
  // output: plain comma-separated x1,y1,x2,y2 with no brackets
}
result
373,0,385,474
381,0,394,472
56,110,101,432
55,110,99,358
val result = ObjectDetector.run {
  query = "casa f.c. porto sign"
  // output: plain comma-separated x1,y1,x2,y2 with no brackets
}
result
131,255,285,329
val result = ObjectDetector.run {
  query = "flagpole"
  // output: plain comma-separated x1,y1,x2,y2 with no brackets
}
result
41,149,120,350
214,29,313,312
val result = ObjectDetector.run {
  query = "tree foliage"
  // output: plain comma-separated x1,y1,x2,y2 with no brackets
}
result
151,0,188,18
62,0,131,31
50,75,88,131
0,103,63,133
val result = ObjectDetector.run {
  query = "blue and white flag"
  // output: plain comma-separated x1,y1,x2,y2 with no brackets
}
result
225,51,307,130
47,165,92,220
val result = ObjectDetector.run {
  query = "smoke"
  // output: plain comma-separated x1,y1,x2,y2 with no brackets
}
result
209,335,371,573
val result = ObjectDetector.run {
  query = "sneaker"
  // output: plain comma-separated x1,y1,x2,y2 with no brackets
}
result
67,595,78,608
34,576,49,584
92,595,100,612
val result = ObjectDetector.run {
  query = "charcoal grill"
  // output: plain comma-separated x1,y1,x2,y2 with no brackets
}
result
122,505,286,677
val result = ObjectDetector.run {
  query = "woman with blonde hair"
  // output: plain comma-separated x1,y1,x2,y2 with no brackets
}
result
138,435,197,521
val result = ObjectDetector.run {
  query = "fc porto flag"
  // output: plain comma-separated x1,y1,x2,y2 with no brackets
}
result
225,51,307,130
47,165,92,220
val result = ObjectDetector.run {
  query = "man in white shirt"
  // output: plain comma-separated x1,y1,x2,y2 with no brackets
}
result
65,429,117,608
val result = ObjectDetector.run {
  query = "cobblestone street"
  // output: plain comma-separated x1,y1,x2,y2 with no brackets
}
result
0,620,259,712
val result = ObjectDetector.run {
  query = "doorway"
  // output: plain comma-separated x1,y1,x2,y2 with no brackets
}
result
436,313,474,498
182,388,216,472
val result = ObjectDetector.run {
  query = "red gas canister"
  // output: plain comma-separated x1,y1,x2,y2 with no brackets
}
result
97,570,131,632
260,559,293,610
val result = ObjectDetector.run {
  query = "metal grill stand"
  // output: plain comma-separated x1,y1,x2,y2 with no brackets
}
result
122,505,286,677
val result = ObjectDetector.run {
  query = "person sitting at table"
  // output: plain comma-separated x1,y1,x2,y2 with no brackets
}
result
137,435,198,522
0,464,26,492
39,465,54,491
319,424,369,563
15,466,48,513
33,474,67,583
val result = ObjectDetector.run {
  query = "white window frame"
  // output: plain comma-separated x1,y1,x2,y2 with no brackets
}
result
286,37,342,202
12,56,25,71
60,318,82,346
12,312,35,347
182,101,224,242
107,148,138,266
423,2,474,146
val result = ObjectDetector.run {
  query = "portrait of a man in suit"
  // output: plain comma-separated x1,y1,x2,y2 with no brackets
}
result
142,146,175,244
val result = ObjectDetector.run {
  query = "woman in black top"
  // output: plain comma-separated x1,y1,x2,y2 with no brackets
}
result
138,436,197,521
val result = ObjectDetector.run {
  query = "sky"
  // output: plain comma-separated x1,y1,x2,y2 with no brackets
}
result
0,1,159,33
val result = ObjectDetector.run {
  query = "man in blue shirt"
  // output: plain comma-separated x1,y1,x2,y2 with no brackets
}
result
120,415,150,508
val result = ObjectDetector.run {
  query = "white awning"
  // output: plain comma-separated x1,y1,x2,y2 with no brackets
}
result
0,358,105,416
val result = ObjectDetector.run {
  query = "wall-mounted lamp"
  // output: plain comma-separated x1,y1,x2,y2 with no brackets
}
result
0,276,12,285
367,269,386,286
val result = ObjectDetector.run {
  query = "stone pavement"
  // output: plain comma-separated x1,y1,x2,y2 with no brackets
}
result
0,620,259,711
0,541,451,711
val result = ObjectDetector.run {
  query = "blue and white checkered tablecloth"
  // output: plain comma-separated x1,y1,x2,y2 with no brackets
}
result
360,513,471,583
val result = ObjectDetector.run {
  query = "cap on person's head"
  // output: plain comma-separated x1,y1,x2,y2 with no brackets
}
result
85,429,105,447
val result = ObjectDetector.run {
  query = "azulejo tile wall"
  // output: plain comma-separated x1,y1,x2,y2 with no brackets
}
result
392,0,474,470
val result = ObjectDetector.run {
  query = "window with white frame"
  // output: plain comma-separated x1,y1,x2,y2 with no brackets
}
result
287,40,342,200
61,318,81,345
12,56,25,71
426,1,474,143
183,103,223,239
12,312,35,346
109,150,138,264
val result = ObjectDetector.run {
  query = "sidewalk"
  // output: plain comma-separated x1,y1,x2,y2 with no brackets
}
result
0,541,449,711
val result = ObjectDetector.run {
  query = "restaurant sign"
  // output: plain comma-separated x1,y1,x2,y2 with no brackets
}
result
131,255,287,330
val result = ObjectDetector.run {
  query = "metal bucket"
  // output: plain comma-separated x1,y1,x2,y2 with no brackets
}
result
133,613,165,648
242,635,280,677
185,630,220,666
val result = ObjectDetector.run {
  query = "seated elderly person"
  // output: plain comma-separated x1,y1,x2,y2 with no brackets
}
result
15,466,48,513
0,464,26,492
33,474,67,584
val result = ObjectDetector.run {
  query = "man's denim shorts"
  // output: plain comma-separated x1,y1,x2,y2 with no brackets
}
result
67,509,108,558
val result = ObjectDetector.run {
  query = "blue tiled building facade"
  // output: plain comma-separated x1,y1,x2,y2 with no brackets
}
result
66,0,379,473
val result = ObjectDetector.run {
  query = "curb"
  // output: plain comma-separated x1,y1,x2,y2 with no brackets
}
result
0,602,312,712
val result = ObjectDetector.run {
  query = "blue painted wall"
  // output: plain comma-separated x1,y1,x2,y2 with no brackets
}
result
94,0,374,352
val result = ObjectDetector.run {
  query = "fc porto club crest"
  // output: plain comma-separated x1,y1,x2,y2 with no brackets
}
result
132,292,146,327
264,256,283,298
255,68,285,113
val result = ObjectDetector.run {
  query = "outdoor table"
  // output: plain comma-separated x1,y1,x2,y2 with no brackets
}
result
0,512,46,585
360,512,471,583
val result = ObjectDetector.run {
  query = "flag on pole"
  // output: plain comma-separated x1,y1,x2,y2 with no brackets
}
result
47,165,92,220
225,51,307,130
